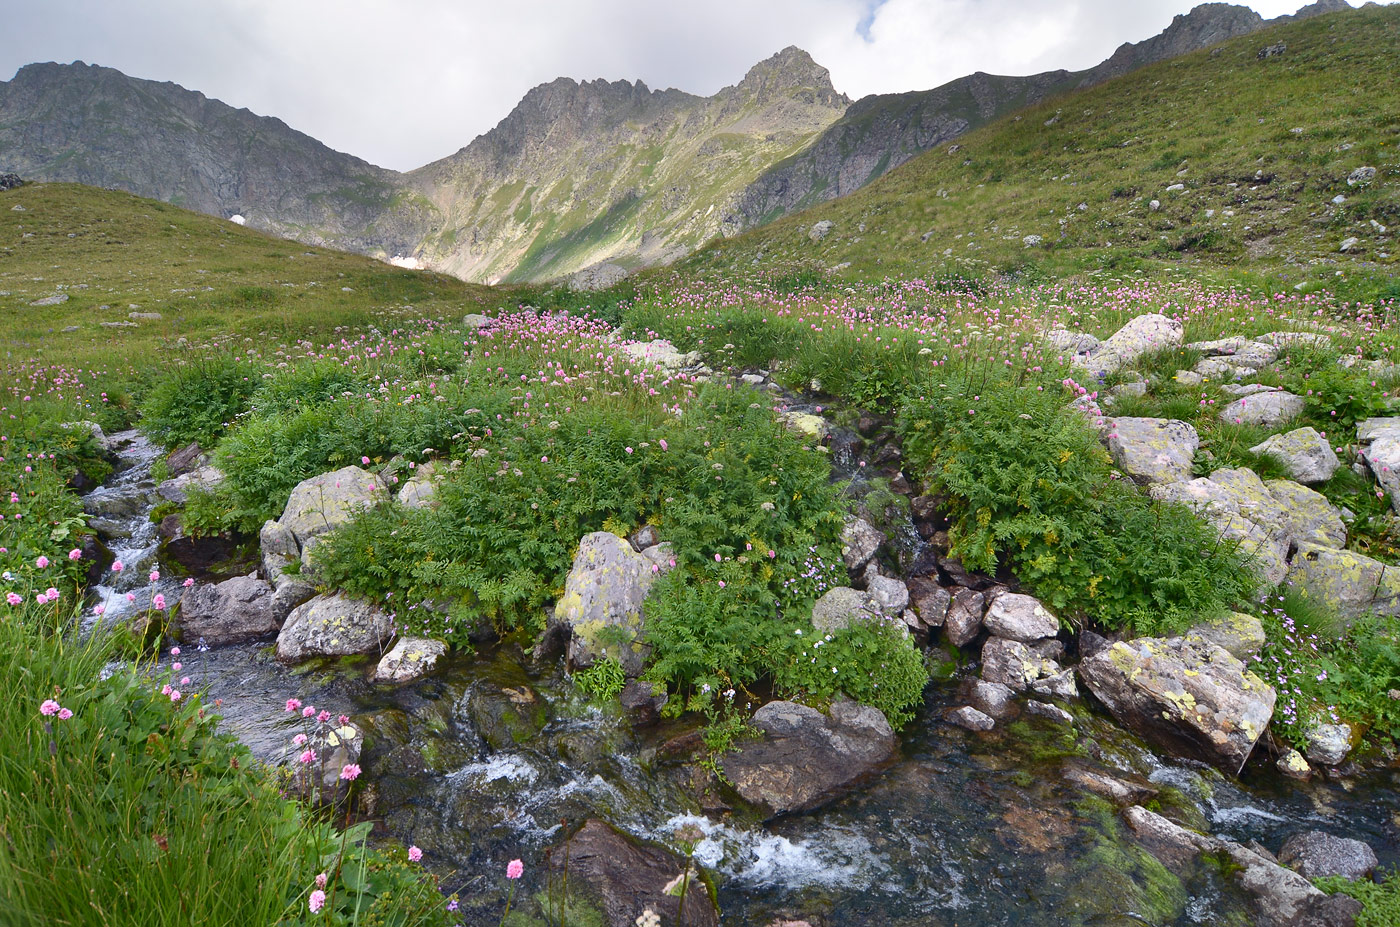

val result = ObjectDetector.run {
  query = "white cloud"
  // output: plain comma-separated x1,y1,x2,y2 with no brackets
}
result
0,0,1376,171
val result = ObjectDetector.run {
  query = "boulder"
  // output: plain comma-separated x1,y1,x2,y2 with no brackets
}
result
1219,391,1305,427
967,679,1018,719
270,573,317,622
1079,637,1275,774
620,339,701,373
808,219,834,241
866,574,909,613
1278,831,1378,881
619,680,669,726
1250,428,1340,484
907,577,950,628
260,518,300,577
307,721,365,800
372,637,447,683
1029,669,1079,700
1358,417,1400,514
1289,541,1400,623
1025,701,1075,724
178,575,279,646
156,465,225,504
983,592,1059,642
461,313,492,331
778,411,829,439
721,700,896,818
164,442,206,477
1186,611,1267,662
1263,479,1347,548
548,819,720,927
981,637,1060,691
1277,749,1312,780
944,588,986,647
1045,329,1100,357
278,466,385,547
840,516,885,573
396,462,440,509
1106,418,1199,484
276,592,395,662
556,532,668,676
1303,723,1353,766
811,586,877,633
947,706,995,731
1077,313,1184,376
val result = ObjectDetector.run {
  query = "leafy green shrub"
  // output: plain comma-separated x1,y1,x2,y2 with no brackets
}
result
1281,361,1390,431
573,657,626,702
250,357,372,416
900,378,1253,632
0,426,93,595
140,354,260,449
1317,870,1400,927
775,619,929,727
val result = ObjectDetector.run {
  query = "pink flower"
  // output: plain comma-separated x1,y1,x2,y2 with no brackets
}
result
714,553,722,562
285,698,302,713
340,763,361,781
315,872,328,889
111,560,123,573
338,714,349,725
68,548,81,561
6,592,21,606
408,845,423,862
183,578,194,587
308,889,326,913
172,662,181,671
293,733,308,746
299,749,317,765
153,594,166,610
625,447,634,454
658,439,668,451
170,646,180,656
40,699,61,716
149,570,160,582
361,456,371,464
161,684,172,695
93,604,105,616
169,690,182,702
302,706,316,718
46,587,59,599
506,858,524,880
34,593,47,605
180,677,190,686
316,710,331,723
57,707,73,720
35,556,49,569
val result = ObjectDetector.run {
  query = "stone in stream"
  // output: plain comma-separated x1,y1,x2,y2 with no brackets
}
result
177,574,279,646
947,705,995,731
372,637,447,683
276,591,395,661
164,442,207,477
981,637,1061,691
1303,722,1354,766
548,819,720,927
1250,427,1339,484
1061,761,1158,806
944,587,986,647
556,531,671,677
1277,831,1378,881
1078,637,1275,774
1106,417,1199,484
982,592,1058,642
156,464,225,504
967,679,1018,719
720,699,896,818
906,576,950,628
840,515,885,573
277,465,386,547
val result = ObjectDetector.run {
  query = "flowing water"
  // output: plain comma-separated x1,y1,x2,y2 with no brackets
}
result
87,430,1399,926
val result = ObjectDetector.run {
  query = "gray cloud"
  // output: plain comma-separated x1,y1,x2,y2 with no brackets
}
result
0,0,1370,170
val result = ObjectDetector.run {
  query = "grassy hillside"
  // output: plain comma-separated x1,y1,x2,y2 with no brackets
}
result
0,182,496,374
686,5,1400,300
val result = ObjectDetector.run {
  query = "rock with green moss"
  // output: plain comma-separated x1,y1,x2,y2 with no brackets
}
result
1106,416,1199,484
1078,637,1275,774
1251,427,1340,484
1289,541,1400,623
276,591,394,661
558,531,668,676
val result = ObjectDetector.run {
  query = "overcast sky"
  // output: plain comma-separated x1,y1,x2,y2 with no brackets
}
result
0,0,1372,171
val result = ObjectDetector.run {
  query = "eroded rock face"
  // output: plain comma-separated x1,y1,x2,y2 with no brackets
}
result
549,819,720,927
1078,637,1275,774
278,465,385,547
372,637,447,683
557,532,667,676
1251,427,1340,484
721,700,896,818
1106,417,1199,484
276,591,395,662
178,574,279,645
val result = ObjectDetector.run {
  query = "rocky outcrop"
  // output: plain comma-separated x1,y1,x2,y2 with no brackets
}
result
1288,541,1400,623
1186,611,1266,661
276,592,395,662
548,820,720,927
177,574,278,646
556,532,670,676
720,699,896,817
1079,637,1275,774
1075,314,1184,377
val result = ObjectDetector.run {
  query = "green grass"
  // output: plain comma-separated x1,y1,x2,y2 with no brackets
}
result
681,5,1400,299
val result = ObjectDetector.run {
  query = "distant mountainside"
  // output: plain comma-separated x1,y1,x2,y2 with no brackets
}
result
0,1,1357,283
731,0,1353,228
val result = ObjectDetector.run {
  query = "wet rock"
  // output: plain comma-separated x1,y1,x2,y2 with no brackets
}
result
1076,313,1184,377
967,679,1017,719
866,574,909,613
1187,611,1267,662
1025,701,1075,724
944,588,986,647
1289,541,1400,623
619,679,668,726
178,574,278,646
371,637,447,684
906,577,950,628
312,721,364,800
260,518,299,578
1029,669,1079,700
1304,723,1353,766
1061,761,1157,805
1106,417,1199,485
840,515,885,573
721,699,896,818
1079,637,1275,774
549,819,720,927
779,411,829,439
948,705,995,731
810,586,877,633
629,524,660,551
164,442,206,477
557,531,668,676
1278,831,1378,881
270,573,316,622
156,464,225,504
1277,749,1312,780
1251,428,1340,484
276,591,395,662
981,637,1059,691
1219,391,1305,427
983,592,1058,643
278,466,385,547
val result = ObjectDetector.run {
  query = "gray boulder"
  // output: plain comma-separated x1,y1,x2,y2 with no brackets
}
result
1278,831,1377,881
178,574,278,645
1358,417,1400,514
1303,723,1353,766
157,465,225,504
270,573,317,622
557,532,668,676
840,515,885,573
372,637,448,683
620,339,701,373
1025,701,1075,724
1106,417,1199,484
276,592,395,662
944,588,986,647
811,586,877,633
981,637,1060,691
1250,427,1339,484
1186,611,1267,662
396,461,441,509
907,577,950,628
866,574,910,613
259,518,300,578
967,679,1017,719
983,592,1058,642
278,466,385,547
1079,637,1275,774
808,219,834,241
1076,313,1184,376
721,699,896,818
947,706,995,731
461,313,492,331
1029,669,1079,700
1219,391,1305,427
1045,329,1100,357
1289,541,1400,623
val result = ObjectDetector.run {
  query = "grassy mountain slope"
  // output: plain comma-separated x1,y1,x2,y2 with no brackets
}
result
0,182,493,372
687,5,1399,298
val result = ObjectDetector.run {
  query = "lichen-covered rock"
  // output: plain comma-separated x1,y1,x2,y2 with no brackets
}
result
1250,427,1340,484
1289,541,1400,623
721,700,896,818
178,574,278,645
1152,474,1289,587
1029,668,1079,700
1079,637,1275,774
1358,416,1400,514
1262,478,1346,548
811,586,878,632
1278,831,1377,881
372,637,447,683
981,637,1059,691
1219,391,1305,427
1045,329,1100,357
983,592,1059,642
1186,611,1266,661
778,411,829,439
1277,749,1312,780
276,592,395,662
557,532,668,676
157,465,225,504
621,339,701,372
1303,723,1353,766
278,466,385,547
1076,313,1184,376
1106,417,1199,484
840,515,885,573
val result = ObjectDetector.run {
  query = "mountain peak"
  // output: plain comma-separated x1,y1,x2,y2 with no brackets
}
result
733,47,849,107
